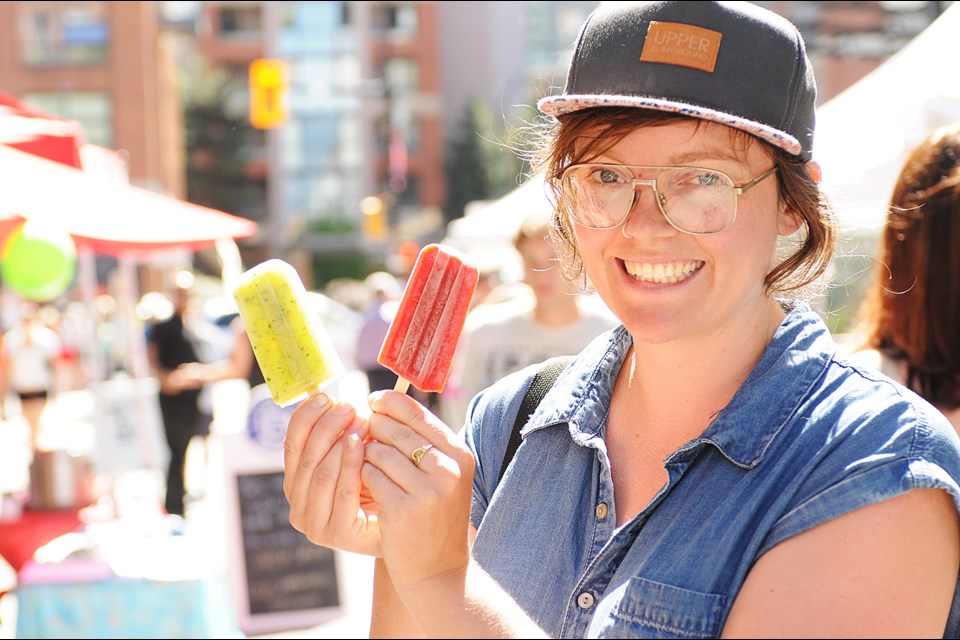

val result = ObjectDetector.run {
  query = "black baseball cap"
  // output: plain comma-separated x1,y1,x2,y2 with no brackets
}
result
538,1,817,161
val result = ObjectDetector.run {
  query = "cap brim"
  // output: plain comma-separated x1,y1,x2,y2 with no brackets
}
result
538,94,802,158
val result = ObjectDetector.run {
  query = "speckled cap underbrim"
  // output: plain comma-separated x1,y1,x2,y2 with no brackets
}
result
538,1,817,161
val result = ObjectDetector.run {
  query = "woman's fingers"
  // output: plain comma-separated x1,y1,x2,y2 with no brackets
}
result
327,424,380,552
283,393,340,503
358,389,478,585
367,390,461,450
282,394,382,555
286,397,356,529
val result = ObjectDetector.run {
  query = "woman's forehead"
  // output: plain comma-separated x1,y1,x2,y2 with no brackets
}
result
585,119,769,166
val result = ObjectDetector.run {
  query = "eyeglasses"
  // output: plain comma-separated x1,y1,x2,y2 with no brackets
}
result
560,163,779,235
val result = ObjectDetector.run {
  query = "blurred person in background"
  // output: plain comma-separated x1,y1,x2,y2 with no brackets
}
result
175,314,265,412
56,301,92,390
443,209,618,429
145,271,208,517
355,271,403,393
0,301,62,451
848,122,960,432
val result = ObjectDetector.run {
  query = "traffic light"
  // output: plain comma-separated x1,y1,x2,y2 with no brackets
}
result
360,196,387,241
249,59,289,129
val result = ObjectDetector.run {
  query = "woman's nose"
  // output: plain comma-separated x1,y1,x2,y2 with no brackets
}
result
620,182,677,238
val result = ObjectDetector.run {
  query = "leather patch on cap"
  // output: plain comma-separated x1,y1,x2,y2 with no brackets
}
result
640,21,722,73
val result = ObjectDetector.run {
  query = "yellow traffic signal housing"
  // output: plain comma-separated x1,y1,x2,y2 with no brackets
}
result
249,59,289,129
360,196,387,241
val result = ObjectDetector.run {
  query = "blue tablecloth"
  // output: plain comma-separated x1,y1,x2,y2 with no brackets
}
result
16,570,242,639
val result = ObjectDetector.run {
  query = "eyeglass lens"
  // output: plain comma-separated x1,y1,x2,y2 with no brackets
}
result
564,165,738,234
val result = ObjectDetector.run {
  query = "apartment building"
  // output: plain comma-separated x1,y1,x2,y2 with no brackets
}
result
0,0,184,197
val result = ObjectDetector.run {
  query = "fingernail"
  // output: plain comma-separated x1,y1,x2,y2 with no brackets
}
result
345,432,360,449
333,403,354,415
312,392,331,408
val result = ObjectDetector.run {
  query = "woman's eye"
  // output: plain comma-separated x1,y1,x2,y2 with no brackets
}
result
595,168,625,184
673,170,723,189
696,171,722,187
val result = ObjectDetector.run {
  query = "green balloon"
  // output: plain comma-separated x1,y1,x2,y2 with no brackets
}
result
1,219,77,302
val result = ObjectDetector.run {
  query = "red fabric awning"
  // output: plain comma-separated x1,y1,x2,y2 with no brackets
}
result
0,144,258,257
0,90,258,257
0,90,85,169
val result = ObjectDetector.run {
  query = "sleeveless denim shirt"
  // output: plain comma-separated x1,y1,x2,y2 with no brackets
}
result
466,304,960,638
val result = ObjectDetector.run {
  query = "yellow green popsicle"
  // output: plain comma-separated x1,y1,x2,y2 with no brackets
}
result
233,259,344,406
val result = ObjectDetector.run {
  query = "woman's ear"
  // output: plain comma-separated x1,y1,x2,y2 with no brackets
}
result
777,201,803,236
778,160,821,236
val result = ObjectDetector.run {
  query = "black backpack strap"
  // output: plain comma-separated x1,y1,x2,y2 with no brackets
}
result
497,356,572,484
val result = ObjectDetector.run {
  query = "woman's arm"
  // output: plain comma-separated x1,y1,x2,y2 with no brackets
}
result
370,558,425,638
369,545,548,639
363,391,548,638
722,488,960,638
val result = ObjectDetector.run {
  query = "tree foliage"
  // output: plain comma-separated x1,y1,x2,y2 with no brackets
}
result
178,54,266,222
443,99,524,223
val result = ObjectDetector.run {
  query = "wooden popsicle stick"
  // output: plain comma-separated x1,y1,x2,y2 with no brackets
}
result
393,377,411,395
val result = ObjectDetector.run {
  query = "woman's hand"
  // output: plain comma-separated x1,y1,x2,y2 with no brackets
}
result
282,392,381,556
361,389,477,590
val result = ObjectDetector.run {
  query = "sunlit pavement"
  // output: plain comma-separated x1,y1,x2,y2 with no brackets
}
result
0,371,376,639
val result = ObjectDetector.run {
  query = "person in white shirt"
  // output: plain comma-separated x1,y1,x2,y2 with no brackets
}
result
442,210,619,430
1,302,62,450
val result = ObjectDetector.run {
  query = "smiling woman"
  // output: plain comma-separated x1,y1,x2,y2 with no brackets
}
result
279,3,960,639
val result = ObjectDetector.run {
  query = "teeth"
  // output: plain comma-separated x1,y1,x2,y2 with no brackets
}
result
624,260,702,283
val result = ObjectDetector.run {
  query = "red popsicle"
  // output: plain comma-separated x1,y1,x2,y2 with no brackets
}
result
377,243,479,394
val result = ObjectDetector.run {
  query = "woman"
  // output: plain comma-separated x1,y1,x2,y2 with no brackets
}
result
282,3,960,637
848,122,960,432
1,302,62,450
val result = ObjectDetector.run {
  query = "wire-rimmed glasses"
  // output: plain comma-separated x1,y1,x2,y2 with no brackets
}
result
561,164,779,235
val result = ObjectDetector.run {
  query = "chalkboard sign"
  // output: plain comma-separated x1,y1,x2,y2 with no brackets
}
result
236,472,339,615
218,431,345,636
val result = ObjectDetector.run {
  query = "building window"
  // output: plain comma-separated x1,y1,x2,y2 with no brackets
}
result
395,175,418,208
23,92,114,149
17,2,109,66
372,2,417,38
380,57,420,154
218,4,262,39
383,57,419,96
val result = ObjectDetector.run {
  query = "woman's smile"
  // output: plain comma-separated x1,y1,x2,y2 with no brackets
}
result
621,259,704,284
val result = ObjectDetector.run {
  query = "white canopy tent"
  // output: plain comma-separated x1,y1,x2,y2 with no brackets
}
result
816,2,960,239
442,172,553,280
814,3,960,329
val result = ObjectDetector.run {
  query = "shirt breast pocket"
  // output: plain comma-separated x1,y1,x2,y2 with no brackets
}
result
597,576,725,639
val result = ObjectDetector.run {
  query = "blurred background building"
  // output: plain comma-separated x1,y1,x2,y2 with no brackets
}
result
0,0,954,291
0,1,184,195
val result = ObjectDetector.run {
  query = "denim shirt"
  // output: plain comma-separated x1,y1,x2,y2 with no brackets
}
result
466,304,960,638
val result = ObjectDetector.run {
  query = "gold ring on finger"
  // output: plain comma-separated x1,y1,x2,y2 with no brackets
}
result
411,443,434,466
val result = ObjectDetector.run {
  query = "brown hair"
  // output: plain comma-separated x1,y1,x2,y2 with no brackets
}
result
855,122,960,409
521,107,835,298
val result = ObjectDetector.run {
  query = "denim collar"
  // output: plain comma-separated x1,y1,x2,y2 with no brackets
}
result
523,303,835,468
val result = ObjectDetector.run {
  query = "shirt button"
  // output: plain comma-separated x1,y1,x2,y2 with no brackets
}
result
577,592,595,610
596,502,608,520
